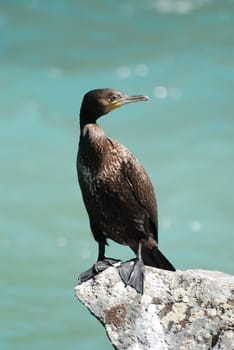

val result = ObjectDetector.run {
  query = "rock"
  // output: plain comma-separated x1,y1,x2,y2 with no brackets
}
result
75,267,234,350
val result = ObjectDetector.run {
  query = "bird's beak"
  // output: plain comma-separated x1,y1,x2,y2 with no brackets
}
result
110,94,149,110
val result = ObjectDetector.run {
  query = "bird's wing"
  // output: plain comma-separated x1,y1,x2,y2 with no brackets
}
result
123,152,158,242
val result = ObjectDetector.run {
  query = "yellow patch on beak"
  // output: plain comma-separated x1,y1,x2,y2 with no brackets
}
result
109,100,124,111
108,94,149,112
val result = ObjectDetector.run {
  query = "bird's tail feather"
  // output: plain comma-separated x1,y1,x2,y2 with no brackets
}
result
141,244,175,271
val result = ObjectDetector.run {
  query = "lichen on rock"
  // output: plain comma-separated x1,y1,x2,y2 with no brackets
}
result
75,267,234,350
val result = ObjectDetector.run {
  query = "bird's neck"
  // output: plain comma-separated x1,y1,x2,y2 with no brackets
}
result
80,122,105,141
79,122,108,166
79,109,100,129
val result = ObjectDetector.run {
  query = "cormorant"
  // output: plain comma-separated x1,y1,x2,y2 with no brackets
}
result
77,88,175,294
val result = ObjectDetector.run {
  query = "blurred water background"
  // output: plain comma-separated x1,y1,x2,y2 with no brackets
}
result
0,0,233,349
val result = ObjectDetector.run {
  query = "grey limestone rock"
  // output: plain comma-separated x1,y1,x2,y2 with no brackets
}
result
75,267,234,350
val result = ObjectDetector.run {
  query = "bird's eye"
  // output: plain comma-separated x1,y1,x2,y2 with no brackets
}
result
110,95,118,102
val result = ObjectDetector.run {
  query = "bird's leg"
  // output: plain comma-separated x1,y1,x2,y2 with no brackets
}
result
97,240,105,260
118,240,145,294
78,241,120,283
94,241,121,273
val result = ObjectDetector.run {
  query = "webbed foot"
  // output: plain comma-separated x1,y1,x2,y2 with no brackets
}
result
79,258,121,283
118,258,145,294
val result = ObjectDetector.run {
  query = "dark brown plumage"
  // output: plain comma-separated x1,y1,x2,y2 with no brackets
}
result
77,88,175,294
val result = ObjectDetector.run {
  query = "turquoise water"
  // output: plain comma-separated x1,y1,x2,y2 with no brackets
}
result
1,1,234,349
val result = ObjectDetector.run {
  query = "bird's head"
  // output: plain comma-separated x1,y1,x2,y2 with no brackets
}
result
80,88,149,125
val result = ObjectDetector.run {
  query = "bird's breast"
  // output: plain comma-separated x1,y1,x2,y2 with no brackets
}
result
78,143,130,198
79,157,122,194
